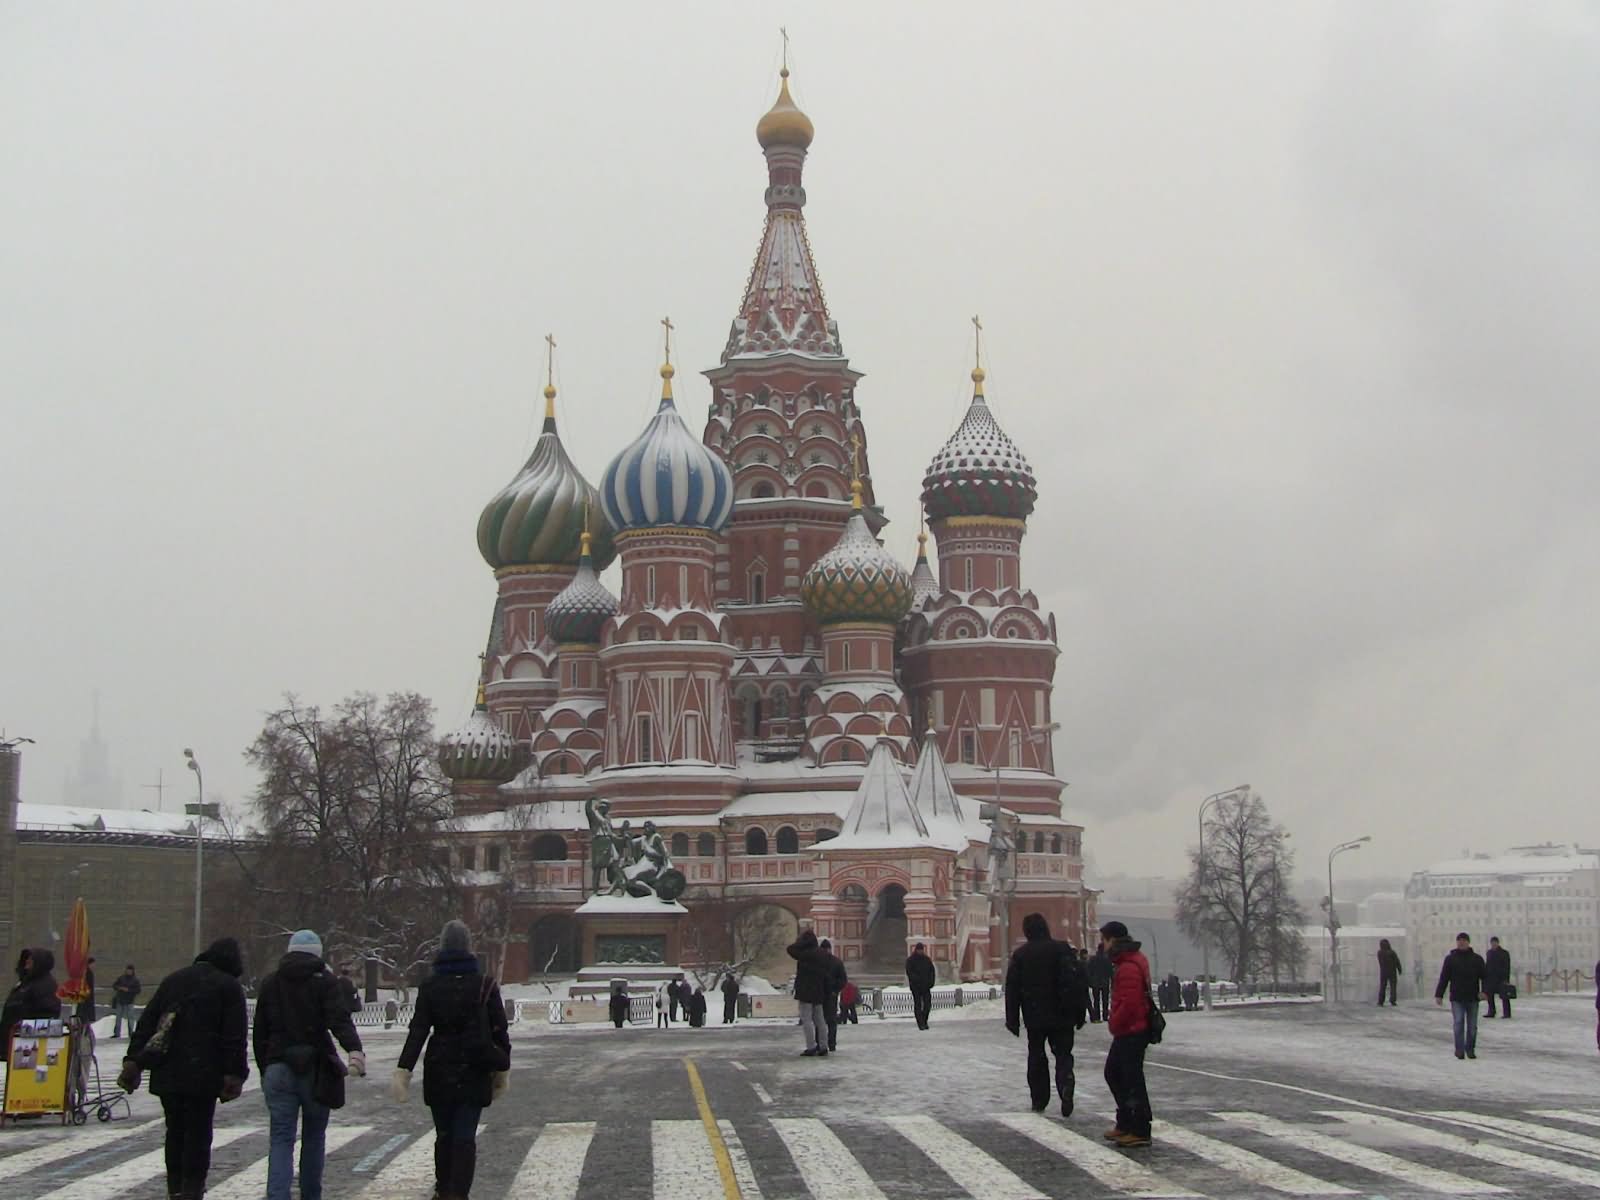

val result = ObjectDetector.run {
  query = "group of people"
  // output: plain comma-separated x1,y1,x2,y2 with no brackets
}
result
656,976,709,1027
80,918,506,1200
786,928,852,1054
1005,917,1157,1147
1431,931,1517,1060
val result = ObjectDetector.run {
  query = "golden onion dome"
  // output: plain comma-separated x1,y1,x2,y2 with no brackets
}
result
757,68,814,150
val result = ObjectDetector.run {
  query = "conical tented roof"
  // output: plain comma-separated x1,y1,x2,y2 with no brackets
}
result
826,742,947,851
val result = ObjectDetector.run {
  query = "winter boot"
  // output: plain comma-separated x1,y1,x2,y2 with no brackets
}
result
447,1138,477,1199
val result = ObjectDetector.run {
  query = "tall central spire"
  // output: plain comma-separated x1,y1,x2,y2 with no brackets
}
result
725,62,839,360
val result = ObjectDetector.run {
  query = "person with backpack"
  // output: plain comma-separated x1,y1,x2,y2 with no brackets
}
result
1005,913,1088,1116
253,929,367,1200
117,939,249,1200
391,920,511,1200
1099,920,1155,1148
839,978,861,1025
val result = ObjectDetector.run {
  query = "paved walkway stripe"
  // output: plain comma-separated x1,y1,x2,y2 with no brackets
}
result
205,1124,368,1199
1434,1111,1600,1160
995,1112,1199,1198
682,1057,741,1200
886,1114,1045,1199
1534,1111,1600,1132
770,1117,889,1200
351,1132,408,1172
1147,1119,1356,1195
0,1119,159,1173
653,1119,731,1200
1219,1112,1501,1195
718,1119,766,1200
512,1121,594,1200
352,1123,482,1198
34,1123,255,1200
1324,1111,1600,1192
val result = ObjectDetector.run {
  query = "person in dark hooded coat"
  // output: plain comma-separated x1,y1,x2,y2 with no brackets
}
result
392,920,511,1200
118,939,249,1200
1005,913,1088,1116
1,947,61,1049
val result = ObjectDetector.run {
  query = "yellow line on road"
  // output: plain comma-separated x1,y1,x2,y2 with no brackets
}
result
683,1056,743,1200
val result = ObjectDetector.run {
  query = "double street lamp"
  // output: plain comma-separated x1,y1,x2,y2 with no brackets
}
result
1196,784,1251,1011
1326,835,1372,1003
184,749,220,956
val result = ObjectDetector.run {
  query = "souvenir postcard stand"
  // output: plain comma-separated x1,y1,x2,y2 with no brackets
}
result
2,1017,75,1124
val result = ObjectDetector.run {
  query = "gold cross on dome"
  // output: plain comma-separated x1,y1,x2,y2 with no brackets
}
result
661,315,674,365
849,432,862,480
544,333,556,387
781,26,789,72
972,314,983,370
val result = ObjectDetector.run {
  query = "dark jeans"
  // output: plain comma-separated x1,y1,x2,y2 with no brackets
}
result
1105,1035,1152,1138
1450,1000,1479,1056
723,998,736,1024
263,1061,331,1200
1378,974,1398,1005
1089,985,1109,1022
840,1002,858,1024
430,1103,483,1196
823,993,839,1050
911,987,932,1029
159,1093,218,1196
1485,984,1511,1017
1026,1026,1075,1110
112,1001,135,1038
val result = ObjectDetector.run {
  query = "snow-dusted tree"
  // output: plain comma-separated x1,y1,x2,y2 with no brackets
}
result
1174,792,1305,984
236,691,458,995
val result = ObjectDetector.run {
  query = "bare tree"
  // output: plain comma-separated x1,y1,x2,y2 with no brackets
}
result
231,692,459,996
1175,792,1306,983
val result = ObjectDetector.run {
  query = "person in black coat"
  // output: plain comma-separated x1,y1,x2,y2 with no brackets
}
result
688,986,708,1027
1484,937,1512,1018
820,938,847,1052
393,920,511,1200
720,973,740,1024
111,963,142,1038
118,939,249,1200
1005,913,1089,1115
609,983,629,1028
1435,932,1487,1060
253,929,366,1200
905,942,937,1030
788,928,832,1056
1085,946,1112,1022
1376,938,1403,1006
1,947,62,1049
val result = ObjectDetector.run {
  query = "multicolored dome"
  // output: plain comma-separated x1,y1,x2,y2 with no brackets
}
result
544,531,618,645
600,363,735,534
757,68,814,151
477,386,617,571
801,483,914,626
921,368,1037,521
438,686,526,784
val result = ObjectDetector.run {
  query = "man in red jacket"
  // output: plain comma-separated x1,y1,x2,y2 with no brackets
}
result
1099,921,1154,1148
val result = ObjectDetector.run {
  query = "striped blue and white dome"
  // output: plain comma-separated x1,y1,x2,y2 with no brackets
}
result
600,364,735,533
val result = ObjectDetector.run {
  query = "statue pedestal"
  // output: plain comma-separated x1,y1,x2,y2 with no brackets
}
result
576,894,689,970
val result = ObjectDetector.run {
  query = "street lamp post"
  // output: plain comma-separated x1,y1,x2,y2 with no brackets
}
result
45,862,91,945
986,723,1059,959
1269,832,1292,990
183,749,220,957
1326,835,1372,1003
1196,784,1250,1011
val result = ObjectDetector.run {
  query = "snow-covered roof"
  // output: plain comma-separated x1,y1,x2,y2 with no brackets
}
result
1422,854,1599,878
16,802,225,839
825,743,955,853
1301,925,1407,940
905,733,971,852
722,791,854,819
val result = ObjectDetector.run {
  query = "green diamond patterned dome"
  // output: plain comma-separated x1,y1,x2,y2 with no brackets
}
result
801,491,914,626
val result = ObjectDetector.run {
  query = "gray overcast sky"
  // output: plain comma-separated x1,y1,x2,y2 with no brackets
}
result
3,4,1596,880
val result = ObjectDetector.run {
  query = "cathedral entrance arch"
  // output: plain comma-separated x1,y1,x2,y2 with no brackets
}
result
529,913,578,976
877,882,907,920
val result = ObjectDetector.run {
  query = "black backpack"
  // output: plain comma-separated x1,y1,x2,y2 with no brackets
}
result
1057,946,1090,1025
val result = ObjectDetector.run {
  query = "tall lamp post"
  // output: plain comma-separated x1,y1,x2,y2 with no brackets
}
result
986,722,1059,959
1196,784,1251,1011
46,862,91,945
1268,832,1292,990
1326,835,1372,1003
183,749,220,956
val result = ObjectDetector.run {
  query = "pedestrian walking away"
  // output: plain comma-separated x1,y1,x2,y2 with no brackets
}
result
1435,931,1487,1060
1181,979,1199,1011
253,928,367,1200
906,941,936,1030
1376,938,1403,1006
720,972,740,1024
1484,936,1512,1018
787,928,831,1056
1005,912,1089,1116
820,937,847,1051
609,983,629,1029
111,962,142,1038
118,938,249,1200
688,985,707,1027
1099,920,1155,1148
1,947,61,1052
656,983,671,1029
1086,944,1112,1023
392,920,512,1200
337,966,363,1015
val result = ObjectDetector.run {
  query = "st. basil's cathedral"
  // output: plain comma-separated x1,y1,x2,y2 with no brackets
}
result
437,66,1096,982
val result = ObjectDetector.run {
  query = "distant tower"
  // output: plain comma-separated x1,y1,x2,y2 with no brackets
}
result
476,351,616,741
62,692,122,808
594,337,739,816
